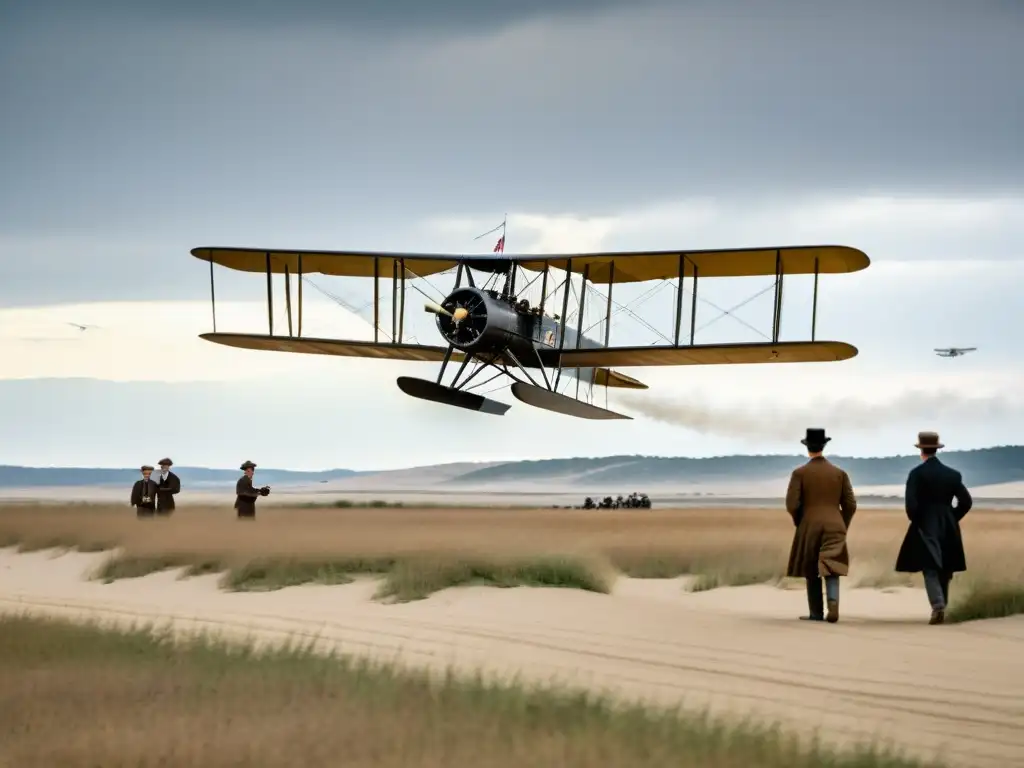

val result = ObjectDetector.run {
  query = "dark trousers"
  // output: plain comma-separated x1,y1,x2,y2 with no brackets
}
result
135,506,155,518
923,570,951,610
805,575,840,618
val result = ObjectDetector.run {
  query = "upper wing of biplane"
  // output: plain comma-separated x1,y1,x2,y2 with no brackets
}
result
192,244,868,283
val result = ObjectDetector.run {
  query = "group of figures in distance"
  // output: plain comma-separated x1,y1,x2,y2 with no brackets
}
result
190,233,871,421
581,493,651,510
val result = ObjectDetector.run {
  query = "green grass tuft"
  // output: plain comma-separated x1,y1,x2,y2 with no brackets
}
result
15,535,80,553
375,555,612,602
0,613,944,768
93,553,195,582
947,580,1024,623
219,557,375,591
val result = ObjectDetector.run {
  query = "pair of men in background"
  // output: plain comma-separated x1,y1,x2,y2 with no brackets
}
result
785,429,972,625
130,458,180,517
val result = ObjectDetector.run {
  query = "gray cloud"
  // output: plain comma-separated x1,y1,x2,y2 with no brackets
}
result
2,0,1022,392
2,0,647,35
2,0,1021,241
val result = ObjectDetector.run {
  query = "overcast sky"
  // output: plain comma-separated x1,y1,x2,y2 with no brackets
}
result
2,0,1022,469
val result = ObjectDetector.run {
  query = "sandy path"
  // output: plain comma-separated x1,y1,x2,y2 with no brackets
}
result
1,548,1022,768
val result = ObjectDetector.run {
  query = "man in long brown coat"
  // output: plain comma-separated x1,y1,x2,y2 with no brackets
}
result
785,428,858,623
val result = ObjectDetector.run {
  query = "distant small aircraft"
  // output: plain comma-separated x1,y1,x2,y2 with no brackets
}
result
67,322,99,332
934,347,976,358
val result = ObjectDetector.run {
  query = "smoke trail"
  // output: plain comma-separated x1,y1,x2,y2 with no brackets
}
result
612,389,1024,440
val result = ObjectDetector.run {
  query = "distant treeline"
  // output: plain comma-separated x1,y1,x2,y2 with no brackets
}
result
0,466,360,488
3,446,1023,489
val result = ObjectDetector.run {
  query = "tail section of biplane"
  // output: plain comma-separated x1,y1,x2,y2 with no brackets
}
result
191,243,868,420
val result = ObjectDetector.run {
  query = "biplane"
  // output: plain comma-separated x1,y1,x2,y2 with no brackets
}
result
934,347,976,358
190,242,869,420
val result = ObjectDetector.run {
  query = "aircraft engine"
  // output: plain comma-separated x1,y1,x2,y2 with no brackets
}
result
430,286,524,354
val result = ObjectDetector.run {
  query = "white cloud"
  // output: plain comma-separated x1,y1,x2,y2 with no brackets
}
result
0,298,405,383
424,194,1024,262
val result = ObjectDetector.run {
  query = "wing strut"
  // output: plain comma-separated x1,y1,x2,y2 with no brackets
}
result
554,257,573,389
391,260,398,343
771,250,784,343
538,262,549,316
398,257,406,343
690,264,699,345
373,256,380,343
603,261,614,347
285,263,293,337
811,256,819,341
575,264,589,350
265,251,273,335
209,258,217,332
673,254,684,346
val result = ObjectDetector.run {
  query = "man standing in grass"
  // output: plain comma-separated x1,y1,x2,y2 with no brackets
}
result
130,465,158,518
895,431,973,625
235,460,270,519
785,428,858,623
156,458,180,516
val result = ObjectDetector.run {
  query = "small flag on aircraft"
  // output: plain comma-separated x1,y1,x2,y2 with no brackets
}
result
493,235,505,253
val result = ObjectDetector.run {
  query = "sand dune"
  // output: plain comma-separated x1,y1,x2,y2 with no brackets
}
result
1,547,1022,767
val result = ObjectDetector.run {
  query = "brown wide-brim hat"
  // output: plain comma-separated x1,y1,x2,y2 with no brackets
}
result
141,465,154,472
158,458,173,467
240,461,257,471
915,431,944,450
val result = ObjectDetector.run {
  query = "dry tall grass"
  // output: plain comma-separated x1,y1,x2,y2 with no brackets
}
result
0,613,942,768
1,503,1021,618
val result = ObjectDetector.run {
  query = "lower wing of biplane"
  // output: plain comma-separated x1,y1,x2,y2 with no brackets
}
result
191,243,869,420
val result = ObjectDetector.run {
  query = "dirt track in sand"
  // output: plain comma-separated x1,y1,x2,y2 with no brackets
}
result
1,547,1022,768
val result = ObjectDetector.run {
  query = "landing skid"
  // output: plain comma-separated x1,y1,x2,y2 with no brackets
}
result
510,382,631,420
396,376,511,416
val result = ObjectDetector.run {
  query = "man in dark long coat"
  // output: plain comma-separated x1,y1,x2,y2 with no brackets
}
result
130,465,158,517
785,428,858,623
156,458,180,515
895,431,973,625
235,460,269,519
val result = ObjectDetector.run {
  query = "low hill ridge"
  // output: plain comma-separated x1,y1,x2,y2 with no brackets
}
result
449,446,1024,488
2,445,1023,490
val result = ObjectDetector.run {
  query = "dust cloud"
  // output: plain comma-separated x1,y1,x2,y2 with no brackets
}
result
612,389,1023,440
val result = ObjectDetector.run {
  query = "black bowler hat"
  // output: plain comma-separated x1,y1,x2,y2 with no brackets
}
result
801,428,831,447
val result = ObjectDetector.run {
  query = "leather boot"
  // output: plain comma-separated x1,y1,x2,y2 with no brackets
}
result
801,577,824,621
825,575,840,623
